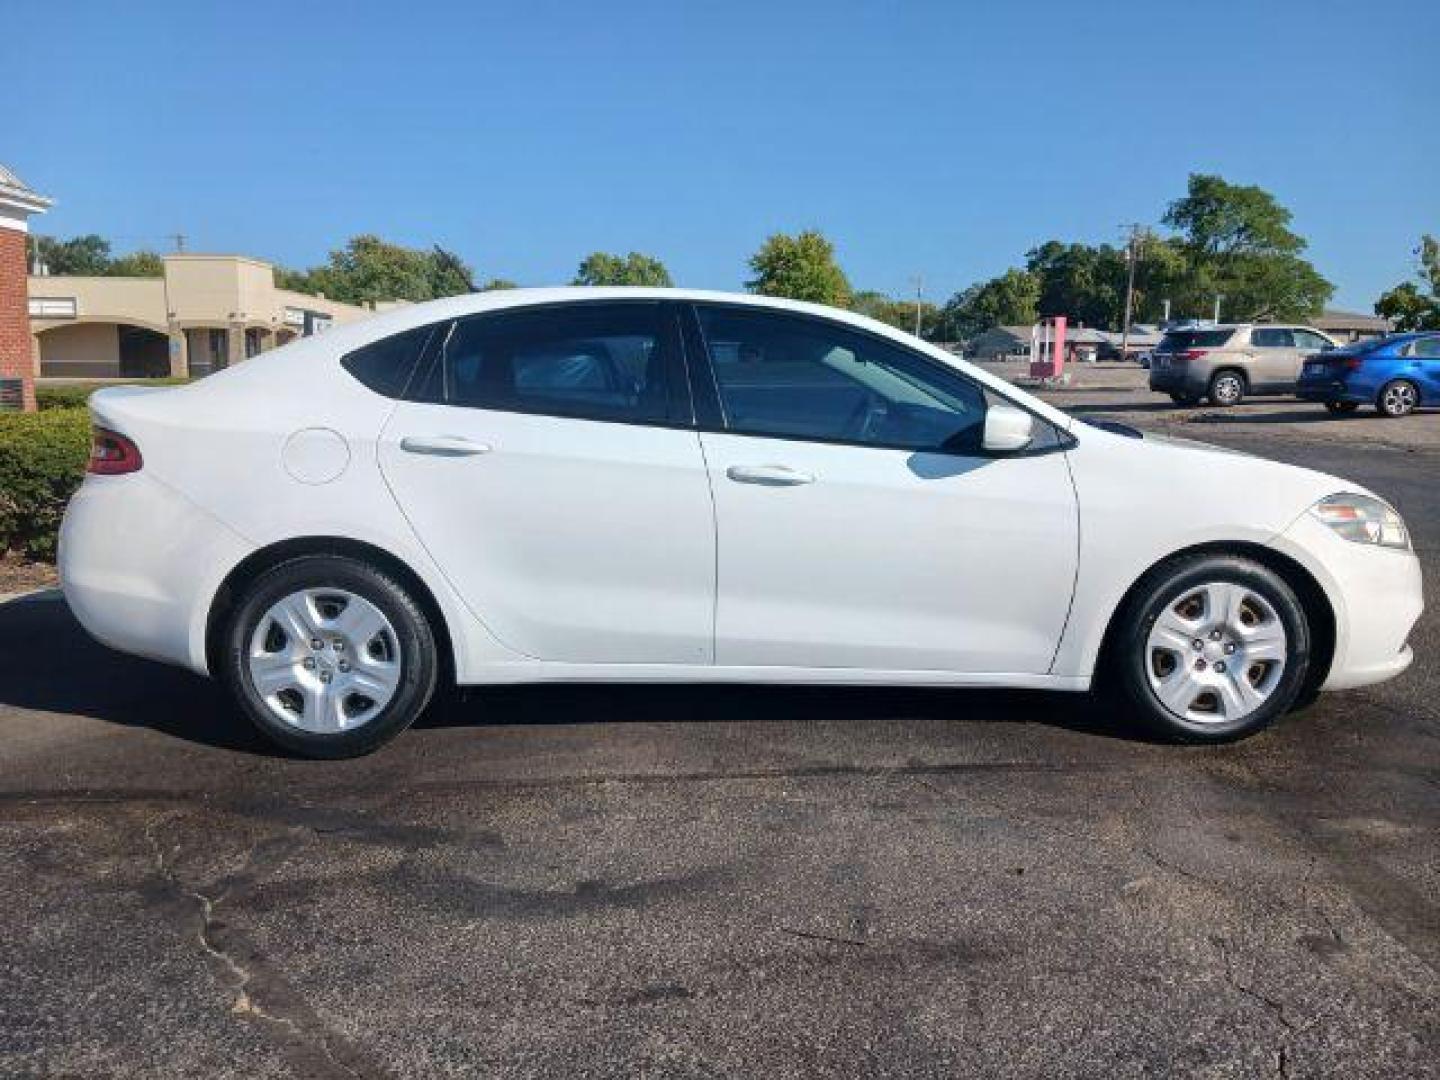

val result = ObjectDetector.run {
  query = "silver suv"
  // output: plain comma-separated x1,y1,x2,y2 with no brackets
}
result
1148,324,1338,406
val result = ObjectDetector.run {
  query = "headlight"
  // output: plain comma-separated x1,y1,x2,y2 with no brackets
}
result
1309,493,1411,551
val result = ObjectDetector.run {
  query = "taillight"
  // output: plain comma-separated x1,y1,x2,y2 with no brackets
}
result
88,427,143,475
1178,349,1208,362
1343,357,1364,372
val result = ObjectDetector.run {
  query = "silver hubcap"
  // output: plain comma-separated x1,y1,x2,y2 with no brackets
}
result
1145,581,1287,724
1214,376,1241,403
1382,383,1416,414
247,589,402,733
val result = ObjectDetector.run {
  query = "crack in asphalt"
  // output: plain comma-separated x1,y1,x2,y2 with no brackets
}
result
142,816,380,1080
1214,936,1295,1077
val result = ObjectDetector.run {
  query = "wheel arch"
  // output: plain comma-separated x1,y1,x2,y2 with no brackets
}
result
205,536,457,688
1093,540,1336,695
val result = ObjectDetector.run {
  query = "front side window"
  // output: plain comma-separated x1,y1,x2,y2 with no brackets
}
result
438,303,680,424
1251,328,1295,348
696,305,993,453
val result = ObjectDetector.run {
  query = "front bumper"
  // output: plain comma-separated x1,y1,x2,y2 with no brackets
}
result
59,472,254,676
1272,512,1423,691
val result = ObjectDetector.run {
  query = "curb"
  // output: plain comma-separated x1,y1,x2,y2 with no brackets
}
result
0,587,64,605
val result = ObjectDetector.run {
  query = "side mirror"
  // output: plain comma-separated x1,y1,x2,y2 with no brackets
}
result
982,403,1034,454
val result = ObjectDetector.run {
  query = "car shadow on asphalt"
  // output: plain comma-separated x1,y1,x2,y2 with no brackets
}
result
0,593,1156,757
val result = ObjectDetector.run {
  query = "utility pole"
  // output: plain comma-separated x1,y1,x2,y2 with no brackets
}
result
1119,224,1143,363
169,233,186,254
1212,293,1223,323
1162,298,1171,325
910,274,924,338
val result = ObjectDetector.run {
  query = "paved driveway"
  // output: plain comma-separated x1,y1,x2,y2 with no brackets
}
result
2,410,1437,1078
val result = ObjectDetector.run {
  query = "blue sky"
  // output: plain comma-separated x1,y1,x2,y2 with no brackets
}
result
5,0,1436,311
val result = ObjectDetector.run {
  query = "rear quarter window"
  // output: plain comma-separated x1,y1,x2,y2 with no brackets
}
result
341,324,438,399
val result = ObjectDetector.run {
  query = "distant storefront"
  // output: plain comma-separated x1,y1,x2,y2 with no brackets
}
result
28,254,395,380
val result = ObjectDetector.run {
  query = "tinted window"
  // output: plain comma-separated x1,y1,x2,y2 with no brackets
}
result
1252,328,1295,348
1412,336,1440,358
696,306,991,453
438,303,679,423
341,324,436,398
1156,329,1234,352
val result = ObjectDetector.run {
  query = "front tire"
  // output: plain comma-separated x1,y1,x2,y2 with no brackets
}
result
221,555,438,758
1207,371,1245,407
1110,554,1310,743
1376,379,1419,418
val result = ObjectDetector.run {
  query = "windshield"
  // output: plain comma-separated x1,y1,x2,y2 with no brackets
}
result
1157,329,1234,352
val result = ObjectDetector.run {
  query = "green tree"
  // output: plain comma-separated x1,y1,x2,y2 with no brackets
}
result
478,277,519,291
279,236,477,304
851,290,942,338
105,250,165,277
32,234,113,276
429,245,476,295
746,230,850,307
942,268,1040,338
1375,235,1440,331
1162,174,1332,320
572,251,672,287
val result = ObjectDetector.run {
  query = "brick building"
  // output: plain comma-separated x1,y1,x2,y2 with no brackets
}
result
0,165,53,411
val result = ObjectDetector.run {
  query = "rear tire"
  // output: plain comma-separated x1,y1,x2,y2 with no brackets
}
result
1324,400,1359,415
1109,554,1310,743
1207,371,1246,407
1376,379,1419,418
221,555,438,758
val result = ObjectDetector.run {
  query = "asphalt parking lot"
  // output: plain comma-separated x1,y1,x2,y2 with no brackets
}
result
3,373,1438,1078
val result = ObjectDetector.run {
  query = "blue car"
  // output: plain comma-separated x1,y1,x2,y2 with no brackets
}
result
1297,331,1440,417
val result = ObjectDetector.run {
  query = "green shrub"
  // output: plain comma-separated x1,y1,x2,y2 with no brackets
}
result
0,409,92,561
36,377,190,411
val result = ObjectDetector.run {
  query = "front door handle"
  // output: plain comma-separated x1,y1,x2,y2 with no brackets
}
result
400,435,492,457
726,465,815,487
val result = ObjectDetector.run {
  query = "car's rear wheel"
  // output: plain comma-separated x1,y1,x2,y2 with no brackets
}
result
1324,400,1360,415
1111,554,1310,743
1377,379,1419,418
1207,371,1245,407
221,555,438,758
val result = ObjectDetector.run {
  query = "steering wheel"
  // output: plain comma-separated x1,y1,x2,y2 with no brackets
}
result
843,392,889,441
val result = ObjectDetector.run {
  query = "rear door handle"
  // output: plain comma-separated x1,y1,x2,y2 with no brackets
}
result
400,435,492,457
726,465,815,487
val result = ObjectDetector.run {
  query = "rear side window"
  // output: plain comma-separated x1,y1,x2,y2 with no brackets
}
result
437,302,683,424
1293,330,1331,351
1157,329,1233,352
1251,328,1295,348
1411,336,1440,358
341,324,437,399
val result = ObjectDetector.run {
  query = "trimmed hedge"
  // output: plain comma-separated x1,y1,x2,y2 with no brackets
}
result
37,377,189,412
0,409,91,561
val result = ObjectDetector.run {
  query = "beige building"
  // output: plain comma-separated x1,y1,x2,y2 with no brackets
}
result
27,254,393,379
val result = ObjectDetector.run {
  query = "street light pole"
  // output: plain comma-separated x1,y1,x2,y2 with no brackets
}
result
911,274,924,338
1212,293,1223,323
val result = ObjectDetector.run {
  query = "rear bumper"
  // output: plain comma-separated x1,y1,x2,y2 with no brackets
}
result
1148,367,1206,395
1271,513,1423,692
59,473,254,676
1296,380,1368,404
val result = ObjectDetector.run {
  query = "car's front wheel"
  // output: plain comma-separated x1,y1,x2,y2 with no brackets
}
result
1111,554,1310,743
221,555,439,758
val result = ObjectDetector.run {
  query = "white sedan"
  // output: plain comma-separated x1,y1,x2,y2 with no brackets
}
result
60,289,1423,757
